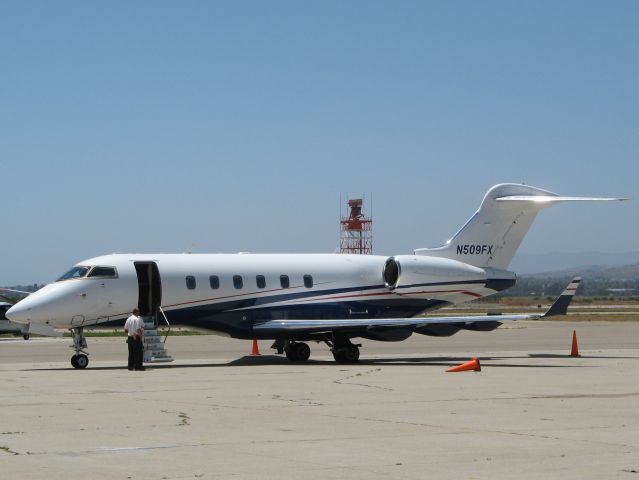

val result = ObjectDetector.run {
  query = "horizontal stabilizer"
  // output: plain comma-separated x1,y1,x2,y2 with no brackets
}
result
543,277,581,318
496,196,628,203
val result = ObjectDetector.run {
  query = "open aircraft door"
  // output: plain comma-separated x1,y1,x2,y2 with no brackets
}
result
134,262,162,319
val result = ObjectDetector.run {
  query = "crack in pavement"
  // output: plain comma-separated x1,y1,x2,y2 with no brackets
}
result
333,368,393,391
271,394,322,406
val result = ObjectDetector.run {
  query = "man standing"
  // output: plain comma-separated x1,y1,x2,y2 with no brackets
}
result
124,308,145,371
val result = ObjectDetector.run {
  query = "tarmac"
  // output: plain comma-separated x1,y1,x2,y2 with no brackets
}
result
1,321,638,479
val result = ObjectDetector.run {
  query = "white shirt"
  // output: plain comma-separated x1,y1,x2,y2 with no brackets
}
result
124,314,144,337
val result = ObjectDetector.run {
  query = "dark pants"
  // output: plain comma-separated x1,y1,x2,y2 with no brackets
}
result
127,336,144,370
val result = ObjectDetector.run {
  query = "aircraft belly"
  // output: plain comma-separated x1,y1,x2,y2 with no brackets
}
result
155,294,455,341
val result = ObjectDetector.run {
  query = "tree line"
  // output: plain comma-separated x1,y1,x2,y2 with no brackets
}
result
503,277,639,298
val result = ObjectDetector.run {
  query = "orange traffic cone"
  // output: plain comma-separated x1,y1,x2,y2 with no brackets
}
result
250,339,261,356
570,330,580,357
446,358,481,372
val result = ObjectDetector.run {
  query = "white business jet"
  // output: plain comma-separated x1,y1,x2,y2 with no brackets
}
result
6,184,625,368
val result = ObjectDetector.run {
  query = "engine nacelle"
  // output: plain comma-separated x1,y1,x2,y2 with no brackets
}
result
382,255,487,291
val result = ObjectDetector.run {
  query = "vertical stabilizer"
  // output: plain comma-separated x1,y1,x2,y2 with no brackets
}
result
414,184,625,269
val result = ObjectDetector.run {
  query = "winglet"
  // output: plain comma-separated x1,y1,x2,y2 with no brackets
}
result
543,277,581,318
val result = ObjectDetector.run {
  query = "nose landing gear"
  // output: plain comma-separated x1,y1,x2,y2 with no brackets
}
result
69,327,89,369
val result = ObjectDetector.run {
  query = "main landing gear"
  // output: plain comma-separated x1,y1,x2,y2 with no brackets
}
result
330,334,360,363
69,327,89,369
271,339,312,362
332,345,360,363
284,341,311,362
273,334,361,363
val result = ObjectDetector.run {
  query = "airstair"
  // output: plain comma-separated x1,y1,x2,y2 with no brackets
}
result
142,308,174,363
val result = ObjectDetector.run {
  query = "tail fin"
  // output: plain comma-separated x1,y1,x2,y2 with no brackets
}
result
415,184,626,269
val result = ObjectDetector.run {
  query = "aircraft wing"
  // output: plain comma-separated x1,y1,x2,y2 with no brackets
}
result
0,287,33,299
253,314,534,335
0,294,14,303
253,277,581,335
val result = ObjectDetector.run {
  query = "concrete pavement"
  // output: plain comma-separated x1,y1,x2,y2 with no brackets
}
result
1,321,638,479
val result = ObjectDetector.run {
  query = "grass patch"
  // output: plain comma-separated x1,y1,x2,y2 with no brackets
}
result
426,311,639,322
545,313,639,322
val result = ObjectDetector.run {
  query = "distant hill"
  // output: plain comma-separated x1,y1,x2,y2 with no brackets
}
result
524,263,639,281
501,263,639,297
510,251,639,275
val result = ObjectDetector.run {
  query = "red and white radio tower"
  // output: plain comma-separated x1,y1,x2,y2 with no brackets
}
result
339,196,372,254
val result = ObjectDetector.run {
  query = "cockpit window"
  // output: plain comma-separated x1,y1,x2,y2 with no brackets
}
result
88,266,118,278
56,266,90,281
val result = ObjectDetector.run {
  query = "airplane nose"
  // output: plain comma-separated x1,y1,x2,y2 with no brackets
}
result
6,302,29,323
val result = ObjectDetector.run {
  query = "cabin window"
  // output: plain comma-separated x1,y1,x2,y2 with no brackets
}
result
256,275,266,289
88,266,118,278
303,274,313,288
186,276,196,290
56,266,90,282
233,275,243,289
280,275,290,288
209,275,220,289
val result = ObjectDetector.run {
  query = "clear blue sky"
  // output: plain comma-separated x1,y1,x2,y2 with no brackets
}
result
1,1,637,284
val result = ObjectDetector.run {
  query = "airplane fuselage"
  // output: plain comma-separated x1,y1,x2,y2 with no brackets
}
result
7,253,515,340
7,183,623,367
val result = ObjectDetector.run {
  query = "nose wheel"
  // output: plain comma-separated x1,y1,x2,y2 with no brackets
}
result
69,327,89,369
71,354,89,369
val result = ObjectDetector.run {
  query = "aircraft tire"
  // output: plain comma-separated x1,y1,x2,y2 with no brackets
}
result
75,354,89,369
285,342,311,362
346,345,360,362
333,346,359,363
294,342,311,361
71,355,78,368
22,334,30,340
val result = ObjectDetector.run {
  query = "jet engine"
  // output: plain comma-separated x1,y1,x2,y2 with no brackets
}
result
382,255,487,291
